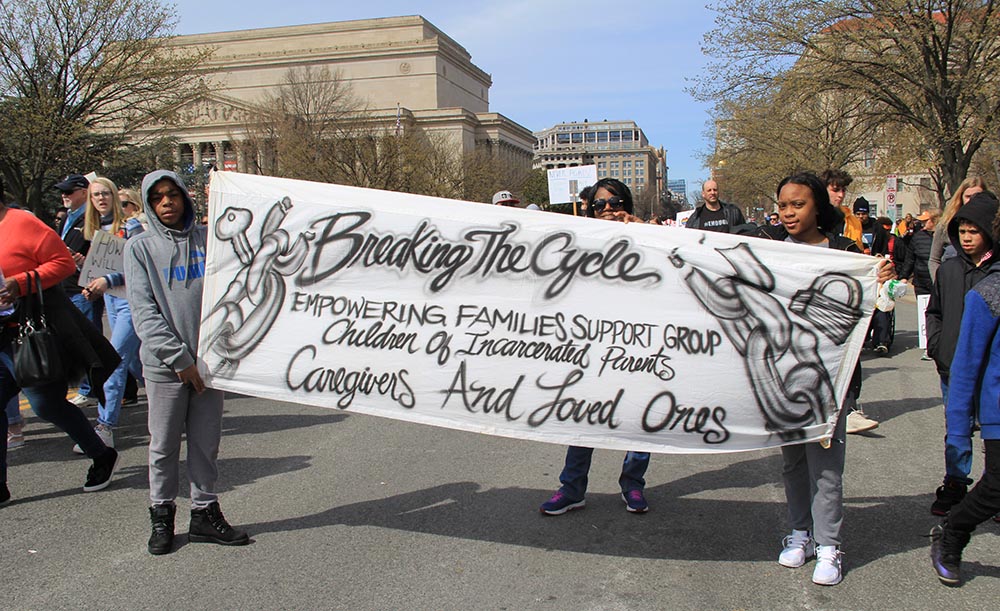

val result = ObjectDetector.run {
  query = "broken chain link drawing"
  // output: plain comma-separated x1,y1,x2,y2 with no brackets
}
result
672,243,863,440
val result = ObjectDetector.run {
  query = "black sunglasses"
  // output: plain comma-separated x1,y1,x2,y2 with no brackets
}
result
592,197,625,212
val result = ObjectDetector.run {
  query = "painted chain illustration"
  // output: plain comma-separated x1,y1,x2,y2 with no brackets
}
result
671,243,864,439
203,197,315,378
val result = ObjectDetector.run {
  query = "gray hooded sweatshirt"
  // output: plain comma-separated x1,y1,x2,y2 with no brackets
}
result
124,170,209,383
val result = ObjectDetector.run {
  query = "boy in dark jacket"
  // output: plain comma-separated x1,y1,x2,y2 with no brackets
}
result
926,193,1000,515
928,203,1000,586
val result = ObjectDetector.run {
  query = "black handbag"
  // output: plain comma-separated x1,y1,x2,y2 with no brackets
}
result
13,270,65,387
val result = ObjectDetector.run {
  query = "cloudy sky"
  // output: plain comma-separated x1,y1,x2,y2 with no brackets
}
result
171,0,718,197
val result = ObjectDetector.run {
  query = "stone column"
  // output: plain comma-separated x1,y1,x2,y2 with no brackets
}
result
214,141,225,170
236,146,247,173
174,143,183,171
192,142,202,169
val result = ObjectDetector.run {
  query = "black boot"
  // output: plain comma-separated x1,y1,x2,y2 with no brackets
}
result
929,523,971,586
124,374,139,405
931,479,967,516
189,501,249,546
148,504,176,555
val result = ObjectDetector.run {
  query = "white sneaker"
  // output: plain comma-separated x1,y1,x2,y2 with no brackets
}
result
812,545,843,585
73,425,114,455
69,394,96,407
778,529,815,568
846,410,878,434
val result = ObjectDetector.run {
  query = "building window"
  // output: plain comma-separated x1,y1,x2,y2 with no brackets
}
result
635,160,644,168
637,178,645,186
597,161,607,169
557,134,570,144
623,169,632,177
572,132,583,144
597,132,608,143
585,132,596,143
611,170,619,177
598,170,607,177
623,160,632,168
609,131,621,142
610,161,619,169
636,169,644,177
864,148,875,169
624,178,632,185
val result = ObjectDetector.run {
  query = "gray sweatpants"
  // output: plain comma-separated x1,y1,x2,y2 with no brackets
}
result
147,379,224,509
781,398,849,547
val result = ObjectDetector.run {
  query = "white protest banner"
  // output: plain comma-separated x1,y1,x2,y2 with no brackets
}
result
546,165,598,206
79,230,127,298
200,172,879,454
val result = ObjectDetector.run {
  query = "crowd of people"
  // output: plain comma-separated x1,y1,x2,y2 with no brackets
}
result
1,167,997,587
494,169,998,587
1,170,248,555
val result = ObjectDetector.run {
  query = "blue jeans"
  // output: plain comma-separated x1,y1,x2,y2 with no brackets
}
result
5,395,21,426
70,292,104,397
0,345,108,486
558,445,650,501
97,295,142,428
941,378,973,485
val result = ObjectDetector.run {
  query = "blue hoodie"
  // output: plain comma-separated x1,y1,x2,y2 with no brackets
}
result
123,170,208,382
946,269,1000,460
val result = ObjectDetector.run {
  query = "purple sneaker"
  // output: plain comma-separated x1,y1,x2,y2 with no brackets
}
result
539,491,585,515
622,489,649,513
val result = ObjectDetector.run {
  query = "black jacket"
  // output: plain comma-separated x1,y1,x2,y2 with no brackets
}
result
926,197,1000,377
885,232,908,267
1,284,120,402
900,229,934,294
686,201,746,232
860,218,890,256
60,210,89,296
755,224,863,254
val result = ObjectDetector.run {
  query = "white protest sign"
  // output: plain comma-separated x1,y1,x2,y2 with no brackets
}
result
79,230,127,298
200,172,879,454
546,165,598,206
676,209,695,227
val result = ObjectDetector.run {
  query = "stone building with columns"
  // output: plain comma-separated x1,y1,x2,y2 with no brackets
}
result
132,16,534,187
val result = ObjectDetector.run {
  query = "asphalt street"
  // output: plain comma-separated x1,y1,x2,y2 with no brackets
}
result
2,294,997,611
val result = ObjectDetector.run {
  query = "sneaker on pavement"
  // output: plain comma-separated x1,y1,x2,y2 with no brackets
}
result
148,504,176,555
921,351,934,361
539,491,585,516
622,489,649,513
7,431,25,450
73,424,114,455
812,545,843,585
778,529,815,568
69,393,97,407
83,448,119,492
874,344,889,355
929,524,969,586
846,410,879,434
189,502,250,546
931,479,967,516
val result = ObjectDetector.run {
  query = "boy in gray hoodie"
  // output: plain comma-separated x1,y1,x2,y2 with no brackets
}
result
125,170,249,555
